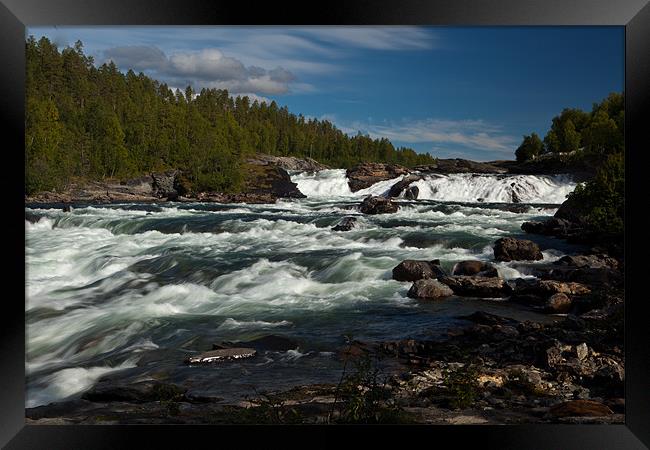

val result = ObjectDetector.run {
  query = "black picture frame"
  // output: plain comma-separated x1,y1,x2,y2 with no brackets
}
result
2,0,649,448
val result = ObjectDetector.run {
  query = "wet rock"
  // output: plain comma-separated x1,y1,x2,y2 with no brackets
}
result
331,216,357,232
494,237,543,262
62,204,72,212
438,276,511,298
407,279,454,299
359,195,399,214
509,278,591,296
393,260,446,282
185,348,257,364
549,399,613,418
544,293,572,313
554,254,619,270
405,186,419,200
521,218,577,237
346,162,409,192
452,260,498,277
388,174,422,198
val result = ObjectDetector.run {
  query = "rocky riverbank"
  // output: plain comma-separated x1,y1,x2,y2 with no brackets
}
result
26,226,624,425
25,155,310,205
24,158,623,425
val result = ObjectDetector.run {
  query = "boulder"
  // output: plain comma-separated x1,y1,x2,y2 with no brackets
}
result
151,170,179,198
185,348,257,364
243,160,306,199
549,400,613,418
493,237,543,262
332,216,358,232
359,195,398,214
404,185,419,200
452,260,498,277
438,276,511,297
392,260,446,282
554,254,619,270
521,218,575,237
554,195,589,225
346,163,409,192
544,293,572,313
407,279,454,299
387,175,421,198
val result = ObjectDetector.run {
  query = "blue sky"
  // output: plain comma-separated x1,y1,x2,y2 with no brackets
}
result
28,26,624,161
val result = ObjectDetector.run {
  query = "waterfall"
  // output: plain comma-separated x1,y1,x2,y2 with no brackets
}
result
291,169,576,204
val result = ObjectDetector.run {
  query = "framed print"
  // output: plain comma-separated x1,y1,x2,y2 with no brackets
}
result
1,0,649,448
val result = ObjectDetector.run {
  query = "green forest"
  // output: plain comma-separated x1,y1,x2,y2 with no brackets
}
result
25,36,436,195
514,92,624,163
514,92,625,237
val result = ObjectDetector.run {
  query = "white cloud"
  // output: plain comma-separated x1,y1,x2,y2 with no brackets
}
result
303,27,437,51
104,46,300,95
338,118,518,153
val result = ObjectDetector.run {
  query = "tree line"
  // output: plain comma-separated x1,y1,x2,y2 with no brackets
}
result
25,36,436,195
514,92,623,162
514,92,624,238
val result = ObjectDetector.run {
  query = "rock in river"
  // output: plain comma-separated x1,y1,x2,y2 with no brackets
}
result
185,348,257,364
332,216,357,231
407,279,454,299
346,162,409,192
438,275,511,298
404,185,419,200
452,260,498,277
494,237,543,262
359,195,398,214
387,174,421,198
393,260,446,282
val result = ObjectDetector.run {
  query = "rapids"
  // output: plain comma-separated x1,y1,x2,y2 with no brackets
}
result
25,170,582,407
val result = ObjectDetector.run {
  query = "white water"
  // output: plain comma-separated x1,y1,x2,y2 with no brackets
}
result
25,169,581,408
293,169,576,204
